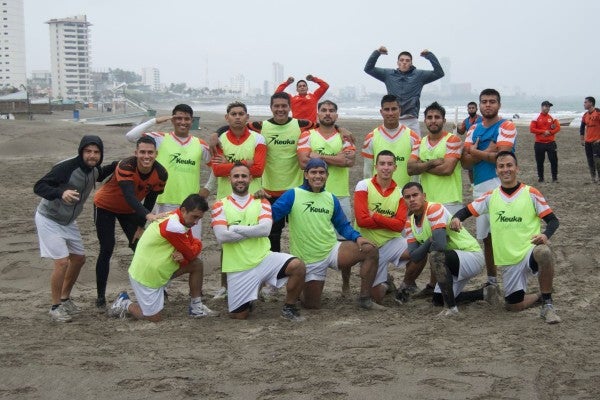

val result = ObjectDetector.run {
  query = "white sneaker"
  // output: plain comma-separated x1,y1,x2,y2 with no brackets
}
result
437,306,459,318
189,301,219,318
108,291,130,319
483,283,501,306
49,305,72,323
259,285,279,302
540,303,561,324
212,287,228,300
61,298,81,315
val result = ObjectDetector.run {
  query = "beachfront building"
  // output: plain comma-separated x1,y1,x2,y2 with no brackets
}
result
141,67,160,91
272,62,283,92
0,0,27,91
46,15,92,101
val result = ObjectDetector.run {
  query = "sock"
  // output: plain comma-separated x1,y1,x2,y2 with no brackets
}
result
190,297,202,305
541,293,552,303
51,304,60,310
487,276,498,285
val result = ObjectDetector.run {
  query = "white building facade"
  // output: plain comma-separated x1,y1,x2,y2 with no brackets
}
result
0,0,27,90
47,15,92,101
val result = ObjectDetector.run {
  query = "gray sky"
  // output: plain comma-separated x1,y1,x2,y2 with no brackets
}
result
24,0,599,97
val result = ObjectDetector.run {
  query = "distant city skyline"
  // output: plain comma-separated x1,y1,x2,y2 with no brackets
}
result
18,0,600,98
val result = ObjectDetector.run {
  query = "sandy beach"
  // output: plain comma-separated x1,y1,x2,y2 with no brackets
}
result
1,109,599,399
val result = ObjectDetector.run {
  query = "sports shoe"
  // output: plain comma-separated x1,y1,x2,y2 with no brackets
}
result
413,284,434,299
281,304,305,322
95,297,106,309
358,296,387,310
259,285,279,302
108,291,130,319
61,298,81,315
189,301,219,318
394,287,411,304
385,273,397,294
49,305,72,323
483,283,501,306
212,287,228,300
437,306,459,318
540,303,561,324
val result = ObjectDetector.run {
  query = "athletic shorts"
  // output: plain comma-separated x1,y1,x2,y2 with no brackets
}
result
473,178,500,239
227,252,293,312
305,242,342,282
501,247,537,298
129,275,165,317
336,196,353,240
157,203,202,239
374,236,409,287
400,116,420,136
443,202,464,216
35,211,84,259
434,250,485,297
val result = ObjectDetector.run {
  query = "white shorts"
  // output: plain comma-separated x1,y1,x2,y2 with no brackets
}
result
336,196,353,240
501,247,537,297
35,211,85,259
227,252,293,312
305,242,341,282
374,236,408,287
443,202,464,217
473,178,500,240
129,275,165,316
400,116,420,136
434,250,485,297
157,203,202,239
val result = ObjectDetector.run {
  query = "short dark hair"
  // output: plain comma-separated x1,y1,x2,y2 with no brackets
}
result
271,92,290,106
296,79,307,87
375,150,396,164
496,150,517,166
585,96,596,106
230,161,250,173
227,101,247,113
479,89,501,103
172,104,193,117
467,101,477,107
180,194,209,213
401,181,424,195
136,136,157,148
318,100,338,111
424,101,446,118
397,51,412,60
381,94,400,108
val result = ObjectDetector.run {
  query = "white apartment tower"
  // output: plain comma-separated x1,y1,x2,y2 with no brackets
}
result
46,15,92,101
141,67,160,91
0,0,27,90
272,62,283,90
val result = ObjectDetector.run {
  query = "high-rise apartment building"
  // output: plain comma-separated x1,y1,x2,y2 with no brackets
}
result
272,62,283,90
47,15,92,101
0,0,27,90
141,67,160,91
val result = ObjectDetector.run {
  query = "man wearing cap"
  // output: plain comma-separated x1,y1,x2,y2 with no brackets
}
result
530,101,560,183
271,158,382,310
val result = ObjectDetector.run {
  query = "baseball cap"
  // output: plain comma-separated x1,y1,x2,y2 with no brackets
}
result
541,100,553,107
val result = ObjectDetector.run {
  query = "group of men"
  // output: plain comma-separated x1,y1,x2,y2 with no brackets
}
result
34,45,563,325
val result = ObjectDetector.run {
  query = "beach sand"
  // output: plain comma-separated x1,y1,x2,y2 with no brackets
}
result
1,110,599,399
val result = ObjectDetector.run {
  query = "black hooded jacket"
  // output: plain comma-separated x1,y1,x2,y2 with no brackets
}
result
34,135,116,225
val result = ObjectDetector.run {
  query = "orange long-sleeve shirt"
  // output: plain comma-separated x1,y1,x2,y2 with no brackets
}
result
275,77,329,123
529,113,560,144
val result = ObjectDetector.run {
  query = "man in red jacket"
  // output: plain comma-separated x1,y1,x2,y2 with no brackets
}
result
530,101,560,183
275,75,329,123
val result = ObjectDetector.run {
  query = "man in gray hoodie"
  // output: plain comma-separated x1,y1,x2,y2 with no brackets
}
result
34,135,116,322
364,46,444,135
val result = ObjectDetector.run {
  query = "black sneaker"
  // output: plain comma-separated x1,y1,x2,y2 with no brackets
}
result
412,284,435,299
281,304,305,322
95,297,106,309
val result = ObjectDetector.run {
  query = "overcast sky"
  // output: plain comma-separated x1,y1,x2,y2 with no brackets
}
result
23,0,599,97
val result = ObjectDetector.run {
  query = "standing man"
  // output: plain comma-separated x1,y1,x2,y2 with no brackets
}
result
402,182,497,317
125,104,211,239
354,150,410,304
457,102,483,135
275,74,329,123
364,46,445,134
211,163,306,321
362,94,421,188
211,101,267,298
271,159,382,310
462,89,517,289
451,152,561,324
530,100,561,183
93,136,168,308
108,194,219,321
34,136,115,322
297,100,355,220
581,96,600,183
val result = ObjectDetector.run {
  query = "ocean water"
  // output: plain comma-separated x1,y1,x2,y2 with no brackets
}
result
188,97,587,127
